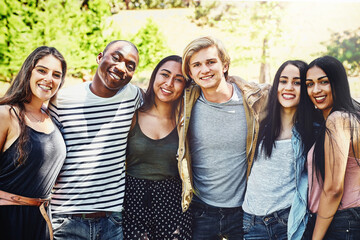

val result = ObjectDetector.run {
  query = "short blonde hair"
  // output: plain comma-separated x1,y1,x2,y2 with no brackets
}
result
182,36,231,81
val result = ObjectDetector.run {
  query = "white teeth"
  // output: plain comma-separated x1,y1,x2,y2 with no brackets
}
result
110,72,120,80
39,84,51,90
315,96,325,101
162,88,172,93
282,94,295,99
200,75,212,80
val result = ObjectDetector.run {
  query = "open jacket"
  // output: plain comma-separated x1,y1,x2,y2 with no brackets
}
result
176,77,270,212
287,128,309,240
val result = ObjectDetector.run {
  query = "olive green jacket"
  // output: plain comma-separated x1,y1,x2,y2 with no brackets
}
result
176,77,270,212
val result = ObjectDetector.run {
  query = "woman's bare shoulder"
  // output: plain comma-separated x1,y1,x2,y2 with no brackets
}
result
0,105,12,123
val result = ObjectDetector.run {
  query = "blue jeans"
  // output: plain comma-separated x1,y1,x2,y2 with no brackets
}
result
303,207,360,240
52,212,123,240
243,207,289,240
190,199,243,240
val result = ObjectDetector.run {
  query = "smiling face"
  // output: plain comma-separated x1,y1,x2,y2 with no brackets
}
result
188,46,228,92
29,55,63,103
153,60,186,104
306,66,334,118
94,41,139,97
277,64,301,110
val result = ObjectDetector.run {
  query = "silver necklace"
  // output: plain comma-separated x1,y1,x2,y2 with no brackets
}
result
26,110,44,123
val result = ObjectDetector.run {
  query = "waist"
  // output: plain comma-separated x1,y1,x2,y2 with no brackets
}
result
0,190,53,239
191,196,243,213
244,207,290,226
0,190,50,206
245,207,291,219
310,206,360,220
55,211,114,220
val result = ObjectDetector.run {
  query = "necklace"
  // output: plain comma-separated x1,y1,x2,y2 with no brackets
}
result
26,110,44,123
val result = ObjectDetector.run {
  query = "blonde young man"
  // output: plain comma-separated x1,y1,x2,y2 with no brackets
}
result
177,36,270,239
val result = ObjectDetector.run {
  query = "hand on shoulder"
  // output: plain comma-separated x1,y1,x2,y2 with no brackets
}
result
227,75,271,91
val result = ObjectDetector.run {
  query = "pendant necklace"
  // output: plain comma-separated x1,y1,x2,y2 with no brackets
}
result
26,109,44,123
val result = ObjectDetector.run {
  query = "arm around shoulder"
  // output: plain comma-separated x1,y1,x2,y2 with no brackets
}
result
227,75,271,94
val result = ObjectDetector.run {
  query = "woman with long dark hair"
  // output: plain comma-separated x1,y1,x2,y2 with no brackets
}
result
301,56,360,239
123,55,192,239
0,46,67,240
242,60,310,239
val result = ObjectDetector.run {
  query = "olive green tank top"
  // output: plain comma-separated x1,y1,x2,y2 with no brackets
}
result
126,114,179,181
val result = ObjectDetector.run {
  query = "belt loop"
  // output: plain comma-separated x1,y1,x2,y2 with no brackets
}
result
251,214,256,226
273,211,279,221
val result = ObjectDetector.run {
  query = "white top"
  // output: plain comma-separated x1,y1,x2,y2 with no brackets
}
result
242,139,296,215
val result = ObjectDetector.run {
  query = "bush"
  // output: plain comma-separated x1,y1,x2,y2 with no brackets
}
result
128,0,185,9
130,18,171,74
322,28,360,76
0,0,120,81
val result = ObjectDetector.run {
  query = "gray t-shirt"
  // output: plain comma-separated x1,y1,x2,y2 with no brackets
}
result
189,83,247,208
242,139,296,215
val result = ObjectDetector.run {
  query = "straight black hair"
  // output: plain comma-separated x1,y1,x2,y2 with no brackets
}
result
302,56,360,182
255,60,308,159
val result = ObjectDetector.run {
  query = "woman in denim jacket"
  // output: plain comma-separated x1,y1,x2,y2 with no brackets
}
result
242,60,314,239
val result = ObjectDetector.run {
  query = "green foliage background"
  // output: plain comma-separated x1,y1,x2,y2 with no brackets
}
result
321,28,360,76
0,0,171,83
1,0,359,96
130,18,171,72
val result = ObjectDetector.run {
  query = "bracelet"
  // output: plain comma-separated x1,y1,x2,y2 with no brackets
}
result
317,213,335,219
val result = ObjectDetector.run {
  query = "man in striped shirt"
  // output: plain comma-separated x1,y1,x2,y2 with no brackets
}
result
49,40,143,240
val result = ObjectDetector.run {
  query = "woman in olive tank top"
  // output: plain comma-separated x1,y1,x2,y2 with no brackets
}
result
123,55,192,239
0,46,67,240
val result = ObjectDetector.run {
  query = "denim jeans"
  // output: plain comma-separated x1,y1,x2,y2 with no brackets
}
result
243,207,289,240
303,207,360,240
52,212,123,240
190,199,243,240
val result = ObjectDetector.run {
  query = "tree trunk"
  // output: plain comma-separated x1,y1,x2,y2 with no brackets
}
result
259,38,269,84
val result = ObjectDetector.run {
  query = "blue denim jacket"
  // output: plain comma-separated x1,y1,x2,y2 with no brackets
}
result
288,128,309,240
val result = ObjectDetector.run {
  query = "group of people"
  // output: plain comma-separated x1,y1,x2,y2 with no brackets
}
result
0,36,359,240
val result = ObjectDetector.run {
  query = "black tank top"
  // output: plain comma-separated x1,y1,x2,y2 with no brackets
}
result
0,108,66,197
0,107,66,240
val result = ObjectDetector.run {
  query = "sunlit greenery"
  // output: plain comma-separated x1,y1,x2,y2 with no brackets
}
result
1,1,359,99
0,0,119,81
322,27,360,76
130,18,172,72
0,0,172,82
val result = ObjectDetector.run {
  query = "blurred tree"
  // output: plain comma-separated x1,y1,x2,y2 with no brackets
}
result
126,0,185,9
322,28,360,76
130,18,171,73
191,0,218,26
189,1,285,83
250,1,283,83
0,0,121,81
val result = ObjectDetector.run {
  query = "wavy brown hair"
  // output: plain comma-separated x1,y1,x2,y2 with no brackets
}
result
0,46,67,166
